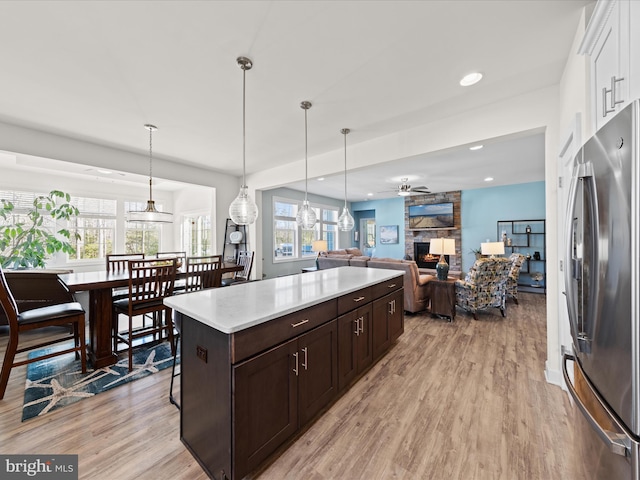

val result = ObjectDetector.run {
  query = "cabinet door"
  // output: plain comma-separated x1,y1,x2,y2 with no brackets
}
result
337,310,358,391
355,304,373,374
298,320,338,426
233,338,299,479
590,0,630,131
372,295,391,359
389,290,404,342
338,304,374,392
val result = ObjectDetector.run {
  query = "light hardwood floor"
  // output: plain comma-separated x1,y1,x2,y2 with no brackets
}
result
0,292,578,480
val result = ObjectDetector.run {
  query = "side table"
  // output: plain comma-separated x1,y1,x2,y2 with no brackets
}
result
429,278,457,321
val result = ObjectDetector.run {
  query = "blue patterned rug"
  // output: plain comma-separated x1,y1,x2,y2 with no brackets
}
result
22,341,178,421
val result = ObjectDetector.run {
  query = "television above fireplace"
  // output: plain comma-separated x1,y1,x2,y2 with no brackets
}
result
408,202,454,229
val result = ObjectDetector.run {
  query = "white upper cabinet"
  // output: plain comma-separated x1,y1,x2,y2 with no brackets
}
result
580,0,633,132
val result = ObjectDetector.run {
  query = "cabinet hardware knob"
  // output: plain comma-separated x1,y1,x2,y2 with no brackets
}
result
291,319,309,328
353,296,365,302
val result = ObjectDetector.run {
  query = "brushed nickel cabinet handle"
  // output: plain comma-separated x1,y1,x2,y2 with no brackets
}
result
301,347,308,370
291,319,309,328
353,296,365,302
388,283,396,288
354,318,359,336
357,316,364,334
292,351,299,376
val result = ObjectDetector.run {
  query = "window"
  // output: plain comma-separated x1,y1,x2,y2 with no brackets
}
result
69,197,117,260
182,214,211,256
124,201,161,255
273,197,339,261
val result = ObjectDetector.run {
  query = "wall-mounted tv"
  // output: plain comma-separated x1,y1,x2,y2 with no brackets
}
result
408,202,454,229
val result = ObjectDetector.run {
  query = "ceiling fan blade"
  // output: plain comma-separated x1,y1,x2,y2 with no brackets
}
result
411,186,430,193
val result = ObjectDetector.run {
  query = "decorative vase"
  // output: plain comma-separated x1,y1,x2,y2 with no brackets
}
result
436,255,449,281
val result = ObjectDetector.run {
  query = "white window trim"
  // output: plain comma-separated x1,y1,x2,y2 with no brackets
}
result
272,195,339,263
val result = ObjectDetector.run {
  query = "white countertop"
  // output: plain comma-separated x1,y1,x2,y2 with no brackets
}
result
164,266,403,334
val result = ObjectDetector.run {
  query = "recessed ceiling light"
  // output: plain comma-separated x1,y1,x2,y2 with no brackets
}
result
460,72,483,86
469,144,483,151
367,193,373,196
484,177,494,182
97,169,112,174
317,177,325,181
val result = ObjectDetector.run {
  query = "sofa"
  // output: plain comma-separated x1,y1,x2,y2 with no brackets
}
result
317,249,432,313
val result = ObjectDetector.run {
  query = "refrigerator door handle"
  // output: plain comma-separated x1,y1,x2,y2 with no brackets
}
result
565,162,598,354
563,353,631,457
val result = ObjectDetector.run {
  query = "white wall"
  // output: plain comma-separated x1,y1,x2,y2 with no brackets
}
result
546,8,589,387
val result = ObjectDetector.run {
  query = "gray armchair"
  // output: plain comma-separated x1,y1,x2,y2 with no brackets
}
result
455,257,511,319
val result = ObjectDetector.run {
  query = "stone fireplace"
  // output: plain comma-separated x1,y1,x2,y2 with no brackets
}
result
414,242,449,269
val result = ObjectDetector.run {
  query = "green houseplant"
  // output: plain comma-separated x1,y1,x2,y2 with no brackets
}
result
0,190,80,269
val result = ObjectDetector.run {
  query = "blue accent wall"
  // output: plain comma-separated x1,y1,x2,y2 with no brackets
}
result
352,197,405,259
350,181,545,272
461,181,545,271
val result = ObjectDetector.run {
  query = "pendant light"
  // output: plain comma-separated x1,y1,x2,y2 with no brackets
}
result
126,124,173,223
229,56,259,225
295,100,317,230
338,128,355,231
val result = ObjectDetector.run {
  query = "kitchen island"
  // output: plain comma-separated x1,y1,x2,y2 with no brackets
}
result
165,266,405,480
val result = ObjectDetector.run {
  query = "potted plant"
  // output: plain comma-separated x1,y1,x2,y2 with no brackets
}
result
0,190,80,269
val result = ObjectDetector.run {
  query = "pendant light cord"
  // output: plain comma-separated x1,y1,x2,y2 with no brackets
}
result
343,131,347,207
148,126,154,202
304,107,308,202
242,66,247,189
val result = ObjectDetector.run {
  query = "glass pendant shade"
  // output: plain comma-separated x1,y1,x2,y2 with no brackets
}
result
127,124,173,223
229,185,258,225
229,56,258,226
127,200,173,223
338,206,355,231
338,128,355,231
296,200,317,230
296,101,317,230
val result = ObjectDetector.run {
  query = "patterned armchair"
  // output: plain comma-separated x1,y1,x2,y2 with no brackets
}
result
507,253,526,304
455,257,512,319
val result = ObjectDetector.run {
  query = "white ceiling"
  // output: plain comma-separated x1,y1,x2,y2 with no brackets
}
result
0,1,592,200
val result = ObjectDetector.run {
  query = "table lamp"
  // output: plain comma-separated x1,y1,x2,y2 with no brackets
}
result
481,241,505,258
429,238,456,281
312,240,328,269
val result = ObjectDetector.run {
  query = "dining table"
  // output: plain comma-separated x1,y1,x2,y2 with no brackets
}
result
58,262,244,368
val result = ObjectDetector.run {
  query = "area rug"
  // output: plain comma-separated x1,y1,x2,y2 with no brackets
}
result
22,341,178,421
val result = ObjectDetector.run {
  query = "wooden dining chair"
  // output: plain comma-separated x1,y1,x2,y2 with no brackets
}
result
184,255,222,291
169,254,222,409
106,253,145,272
112,258,177,372
0,266,87,400
220,251,254,287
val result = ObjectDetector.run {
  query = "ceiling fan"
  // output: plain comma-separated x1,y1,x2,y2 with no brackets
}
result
392,178,431,196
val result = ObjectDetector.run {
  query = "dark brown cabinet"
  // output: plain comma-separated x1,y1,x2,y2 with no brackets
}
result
338,303,373,391
179,273,404,480
372,290,404,360
233,320,338,479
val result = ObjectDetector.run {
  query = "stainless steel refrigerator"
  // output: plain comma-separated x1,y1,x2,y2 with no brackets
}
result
563,99,640,479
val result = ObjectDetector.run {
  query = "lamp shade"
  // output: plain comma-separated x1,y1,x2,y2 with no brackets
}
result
429,238,456,255
312,240,328,252
481,241,505,256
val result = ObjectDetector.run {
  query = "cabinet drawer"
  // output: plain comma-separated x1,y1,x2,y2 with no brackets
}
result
337,287,372,316
371,276,403,299
231,299,337,363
